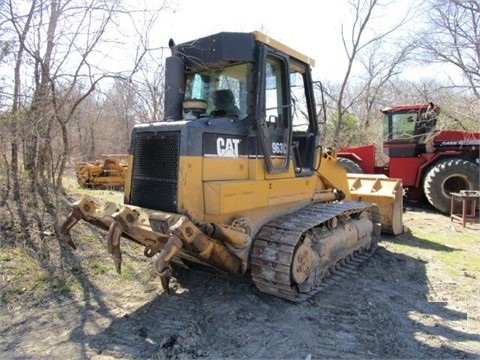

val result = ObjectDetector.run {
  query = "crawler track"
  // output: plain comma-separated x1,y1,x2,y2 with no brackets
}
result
250,201,380,302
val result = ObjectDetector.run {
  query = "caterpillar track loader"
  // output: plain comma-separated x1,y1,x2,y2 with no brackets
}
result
74,154,128,189
60,31,403,302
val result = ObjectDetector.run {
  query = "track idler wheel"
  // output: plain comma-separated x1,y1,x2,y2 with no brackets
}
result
291,242,314,284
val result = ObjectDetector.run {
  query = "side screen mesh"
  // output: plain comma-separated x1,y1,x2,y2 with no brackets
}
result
130,131,180,212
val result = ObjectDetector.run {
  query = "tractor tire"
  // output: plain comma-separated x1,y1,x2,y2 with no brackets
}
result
423,158,479,214
337,157,364,174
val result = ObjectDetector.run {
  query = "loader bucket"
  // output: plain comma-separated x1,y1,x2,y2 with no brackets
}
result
347,174,404,235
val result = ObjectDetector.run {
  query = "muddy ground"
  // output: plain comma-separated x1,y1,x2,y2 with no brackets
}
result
1,205,479,359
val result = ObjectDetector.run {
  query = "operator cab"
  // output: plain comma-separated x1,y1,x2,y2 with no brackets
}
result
164,31,319,176
382,103,438,157
183,64,247,119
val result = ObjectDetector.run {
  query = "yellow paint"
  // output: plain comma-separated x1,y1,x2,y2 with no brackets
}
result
204,180,268,214
177,156,204,221
248,157,265,181
203,157,249,181
127,148,384,227
317,152,352,200
252,31,315,67
267,177,314,206
123,155,133,204
248,156,297,180
347,174,404,235
203,157,315,214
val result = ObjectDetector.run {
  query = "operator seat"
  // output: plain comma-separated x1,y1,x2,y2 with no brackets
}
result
211,89,240,117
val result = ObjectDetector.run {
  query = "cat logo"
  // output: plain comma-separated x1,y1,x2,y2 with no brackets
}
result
217,137,241,158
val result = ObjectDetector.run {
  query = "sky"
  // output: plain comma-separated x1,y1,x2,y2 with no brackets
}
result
137,0,427,83
154,0,352,81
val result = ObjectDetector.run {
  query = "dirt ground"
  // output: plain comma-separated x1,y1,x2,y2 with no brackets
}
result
1,204,479,360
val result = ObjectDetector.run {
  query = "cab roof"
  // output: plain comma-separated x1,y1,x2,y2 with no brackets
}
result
172,31,315,70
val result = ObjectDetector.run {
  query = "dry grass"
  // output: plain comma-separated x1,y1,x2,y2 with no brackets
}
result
0,174,149,306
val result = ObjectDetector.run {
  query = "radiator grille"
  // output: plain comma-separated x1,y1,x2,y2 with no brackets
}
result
130,131,180,212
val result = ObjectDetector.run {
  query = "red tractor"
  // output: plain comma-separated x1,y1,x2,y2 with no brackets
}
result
337,103,480,213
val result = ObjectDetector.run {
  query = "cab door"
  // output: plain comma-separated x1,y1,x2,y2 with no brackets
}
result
256,49,292,175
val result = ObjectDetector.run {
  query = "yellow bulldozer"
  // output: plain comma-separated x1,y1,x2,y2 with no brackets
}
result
60,31,403,302
74,154,128,189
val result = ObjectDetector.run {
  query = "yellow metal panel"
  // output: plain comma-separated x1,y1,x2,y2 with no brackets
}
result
267,178,315,206
204,180,268,215
248,157,265,181
203,157,249,181
317,151,351,199
248,158,301,180
204,177,316,215
177,156,205,222
264,160,296,180
347,174,404,235
247,157,296,180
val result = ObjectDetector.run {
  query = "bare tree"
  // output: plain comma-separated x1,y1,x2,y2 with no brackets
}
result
133,56,167,124
329,0,414,147
2,0,38,199
97,0,169,127
357,37,416,128
66,3,170,160
0,0,122,194
420,0,480,98
0,0,170,250
1,0,171,187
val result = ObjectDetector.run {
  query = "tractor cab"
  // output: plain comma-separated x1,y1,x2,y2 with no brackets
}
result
381,103,438,157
